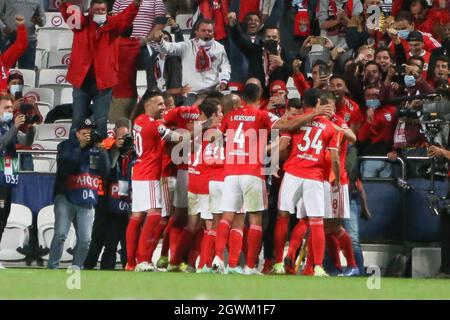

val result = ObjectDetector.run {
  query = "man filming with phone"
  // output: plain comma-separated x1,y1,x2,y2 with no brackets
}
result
0,93,35,269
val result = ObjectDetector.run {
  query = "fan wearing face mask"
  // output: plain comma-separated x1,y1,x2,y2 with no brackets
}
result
388,11,442,60
357,84,398,178
156,19,231,106
59,0,141,139
0,94,35,269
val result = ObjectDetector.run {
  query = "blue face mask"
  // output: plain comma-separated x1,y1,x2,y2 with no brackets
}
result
366,99,381,109
1,111,13,123
398,29,410,40
404,74,416,87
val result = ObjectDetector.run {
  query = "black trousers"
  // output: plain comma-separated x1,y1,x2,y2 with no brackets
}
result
84,201,128,270
0,185,12,243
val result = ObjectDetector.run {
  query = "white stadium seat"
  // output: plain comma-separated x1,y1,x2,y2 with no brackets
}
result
32,141,62,152
60,87,73,104
37,29,72,52
175,14,194,31
38,69,70,106
0,204,32,262
38,12,69,30
23,87,55,107
37,205,77,262
136,70,147,88
36,32,51,69
57,34,73,51
10,69,36,88
34,123,71,141
36,102,52,121
33,157,57,173
47,50,71,69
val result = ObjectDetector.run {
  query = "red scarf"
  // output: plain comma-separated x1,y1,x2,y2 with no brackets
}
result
195,45,212,72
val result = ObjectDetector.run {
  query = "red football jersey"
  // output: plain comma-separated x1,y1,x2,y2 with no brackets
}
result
282,115,340,182
132,114,169,181
220,106,279,178
161,139,176,178
188,131,225,194
163,105,201,170
326,115,349,185
335,97,364,127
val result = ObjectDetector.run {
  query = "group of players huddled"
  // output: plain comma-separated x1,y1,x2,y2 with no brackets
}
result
125,79,363,277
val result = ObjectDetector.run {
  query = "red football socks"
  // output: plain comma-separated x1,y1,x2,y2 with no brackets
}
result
125,215,144,267
170,228,193,265
335,228,357,268
215,219,231,260
286,219,308,261
199,229,216,268
228,228,243,268
188,227,204,268
169,226,183,263
136,212,161,263
326,233,342,271
309,218,325,267
246,224,263,269
273,215,289,263
147,218,168,260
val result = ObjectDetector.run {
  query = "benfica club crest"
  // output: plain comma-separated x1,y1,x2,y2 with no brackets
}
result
384,113,392,122
344,113,351,122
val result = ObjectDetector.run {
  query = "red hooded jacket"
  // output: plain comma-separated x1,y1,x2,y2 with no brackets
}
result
60,2,139,90
0,24,27,92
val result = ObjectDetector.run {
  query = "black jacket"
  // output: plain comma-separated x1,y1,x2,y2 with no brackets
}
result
229,23,293,96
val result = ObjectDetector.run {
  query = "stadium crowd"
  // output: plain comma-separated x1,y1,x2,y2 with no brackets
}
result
0,0,449,277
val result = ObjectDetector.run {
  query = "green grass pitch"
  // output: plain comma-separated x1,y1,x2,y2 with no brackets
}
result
0,268,449,299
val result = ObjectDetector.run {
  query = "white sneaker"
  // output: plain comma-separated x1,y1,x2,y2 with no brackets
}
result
0,262,5,270
313,265,329,277
244,266,262,275
212,256,226,274
135,261,155,272
226,266,244,274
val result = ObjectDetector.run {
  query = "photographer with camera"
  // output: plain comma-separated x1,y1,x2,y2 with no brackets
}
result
84,118,135,270
48,118,110,270
0,93,35,269
7,72,42,171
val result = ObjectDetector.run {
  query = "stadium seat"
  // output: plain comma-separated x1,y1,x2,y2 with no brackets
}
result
136,70,147,89
33,157,57,173
37,205,77,262
60,87,73,104
36,102,52,121
47,50,71,69
10,69,36,88
56,33,74,51
0,204,32,261
31,141,62,152
36,32,51,69
137,86,146,100
175,14,194,31
38,12,69,30
37,29,72,52
23,87,55,107
38,69,70,106
34,123,71,141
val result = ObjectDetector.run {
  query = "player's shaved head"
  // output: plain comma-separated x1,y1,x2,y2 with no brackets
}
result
221,94,241,114
245,78,263,99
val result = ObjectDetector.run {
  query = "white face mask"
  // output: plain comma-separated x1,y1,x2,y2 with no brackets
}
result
9,84,23,97
198,39,213,47
1,111,13,123
93,14,107,25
